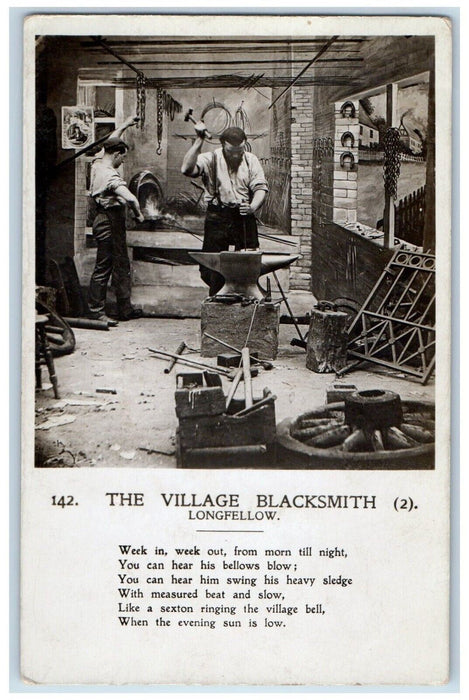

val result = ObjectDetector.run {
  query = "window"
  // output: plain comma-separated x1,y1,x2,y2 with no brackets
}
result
370,129,373,138
359,125,363,135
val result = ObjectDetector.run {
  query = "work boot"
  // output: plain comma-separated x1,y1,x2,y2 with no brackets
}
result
88,313,119,327
118,306,144,321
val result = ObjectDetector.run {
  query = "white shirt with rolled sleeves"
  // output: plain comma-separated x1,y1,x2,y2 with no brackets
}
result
194,148,268,206
90,160,127,209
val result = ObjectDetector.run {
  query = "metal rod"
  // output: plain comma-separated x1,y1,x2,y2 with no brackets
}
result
203,332,273,368
269,36,339,109
233,393,276,417
54,131,124,171
80,76,361,89
97,57,364,67
357,310,435,333
244,301,259,347
148,347,231,375
90,35,142,75
242,214,247,251
272,271,305,345
256,232,297,247
403,272,432,320
335,360,363,377
81,37,366,47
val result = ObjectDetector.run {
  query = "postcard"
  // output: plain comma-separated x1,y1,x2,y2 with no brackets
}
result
22,13,451,686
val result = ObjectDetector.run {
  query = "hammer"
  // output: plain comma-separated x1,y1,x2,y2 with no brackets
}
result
184,109,212,139
164,341,187,374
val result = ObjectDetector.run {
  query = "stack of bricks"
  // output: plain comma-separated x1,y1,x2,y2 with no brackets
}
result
311,109,335,227
290,85,314,291
333,100,359,225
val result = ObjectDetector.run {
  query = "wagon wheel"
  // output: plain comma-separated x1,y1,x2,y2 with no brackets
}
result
36,300,76,357
276,391,434,469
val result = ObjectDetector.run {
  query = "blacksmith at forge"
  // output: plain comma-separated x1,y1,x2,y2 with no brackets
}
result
88,118,145,325
181,123,268,295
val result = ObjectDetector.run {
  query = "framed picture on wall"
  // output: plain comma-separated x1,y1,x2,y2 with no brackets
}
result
61,105,95,149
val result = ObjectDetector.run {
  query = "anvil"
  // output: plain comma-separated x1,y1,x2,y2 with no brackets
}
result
189,251,300,299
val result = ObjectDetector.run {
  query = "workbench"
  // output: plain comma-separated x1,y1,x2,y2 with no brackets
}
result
127,222,297,317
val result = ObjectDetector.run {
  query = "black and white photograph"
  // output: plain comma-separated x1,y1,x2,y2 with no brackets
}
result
34,24,439,470
20,13,452,687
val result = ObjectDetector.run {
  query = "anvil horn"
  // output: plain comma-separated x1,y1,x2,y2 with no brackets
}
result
189,251,300,299
260,254,301,276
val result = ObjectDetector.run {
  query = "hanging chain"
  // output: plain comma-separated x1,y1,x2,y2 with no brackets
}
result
136,71,146,129
156,88,164,155
313,137,333,227
383,127,401,200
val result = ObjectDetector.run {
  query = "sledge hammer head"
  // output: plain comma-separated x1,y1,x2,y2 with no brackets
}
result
184,108,194,123
184,109,211,139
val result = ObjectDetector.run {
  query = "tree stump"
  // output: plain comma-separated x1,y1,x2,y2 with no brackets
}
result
306,308,348,373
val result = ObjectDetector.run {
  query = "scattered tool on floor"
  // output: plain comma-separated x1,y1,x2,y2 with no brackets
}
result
148,347,244,380
280,312,311,326
164,341,187,374
203,332,274,370
225,367,244,410
272,270,307,349
233,389,277,417
173,370,277,468
64,317,110,331
241,347,253,410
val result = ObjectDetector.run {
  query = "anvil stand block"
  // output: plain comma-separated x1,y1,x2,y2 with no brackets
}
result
200,301,280,360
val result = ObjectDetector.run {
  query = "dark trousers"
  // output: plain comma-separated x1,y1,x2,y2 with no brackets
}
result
201,205,259,295
88,207,132,316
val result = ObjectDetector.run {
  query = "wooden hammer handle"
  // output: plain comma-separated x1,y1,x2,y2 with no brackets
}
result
242,347,253,410
164,341,187,374
225,367,244,410
185,112,212,139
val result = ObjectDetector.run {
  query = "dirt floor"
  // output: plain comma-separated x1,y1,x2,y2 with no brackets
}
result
35,316,434,469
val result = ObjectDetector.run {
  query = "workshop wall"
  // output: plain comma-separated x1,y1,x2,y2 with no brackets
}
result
122,89,169,216
263,88,291,233
289,85,314,291
307,35,434,301
37,37,87,267
165,88,271,206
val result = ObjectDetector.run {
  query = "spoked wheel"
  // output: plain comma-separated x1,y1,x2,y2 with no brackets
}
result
276,390,434,469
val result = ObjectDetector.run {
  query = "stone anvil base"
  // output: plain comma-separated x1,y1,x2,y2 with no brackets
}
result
201,300,280,360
